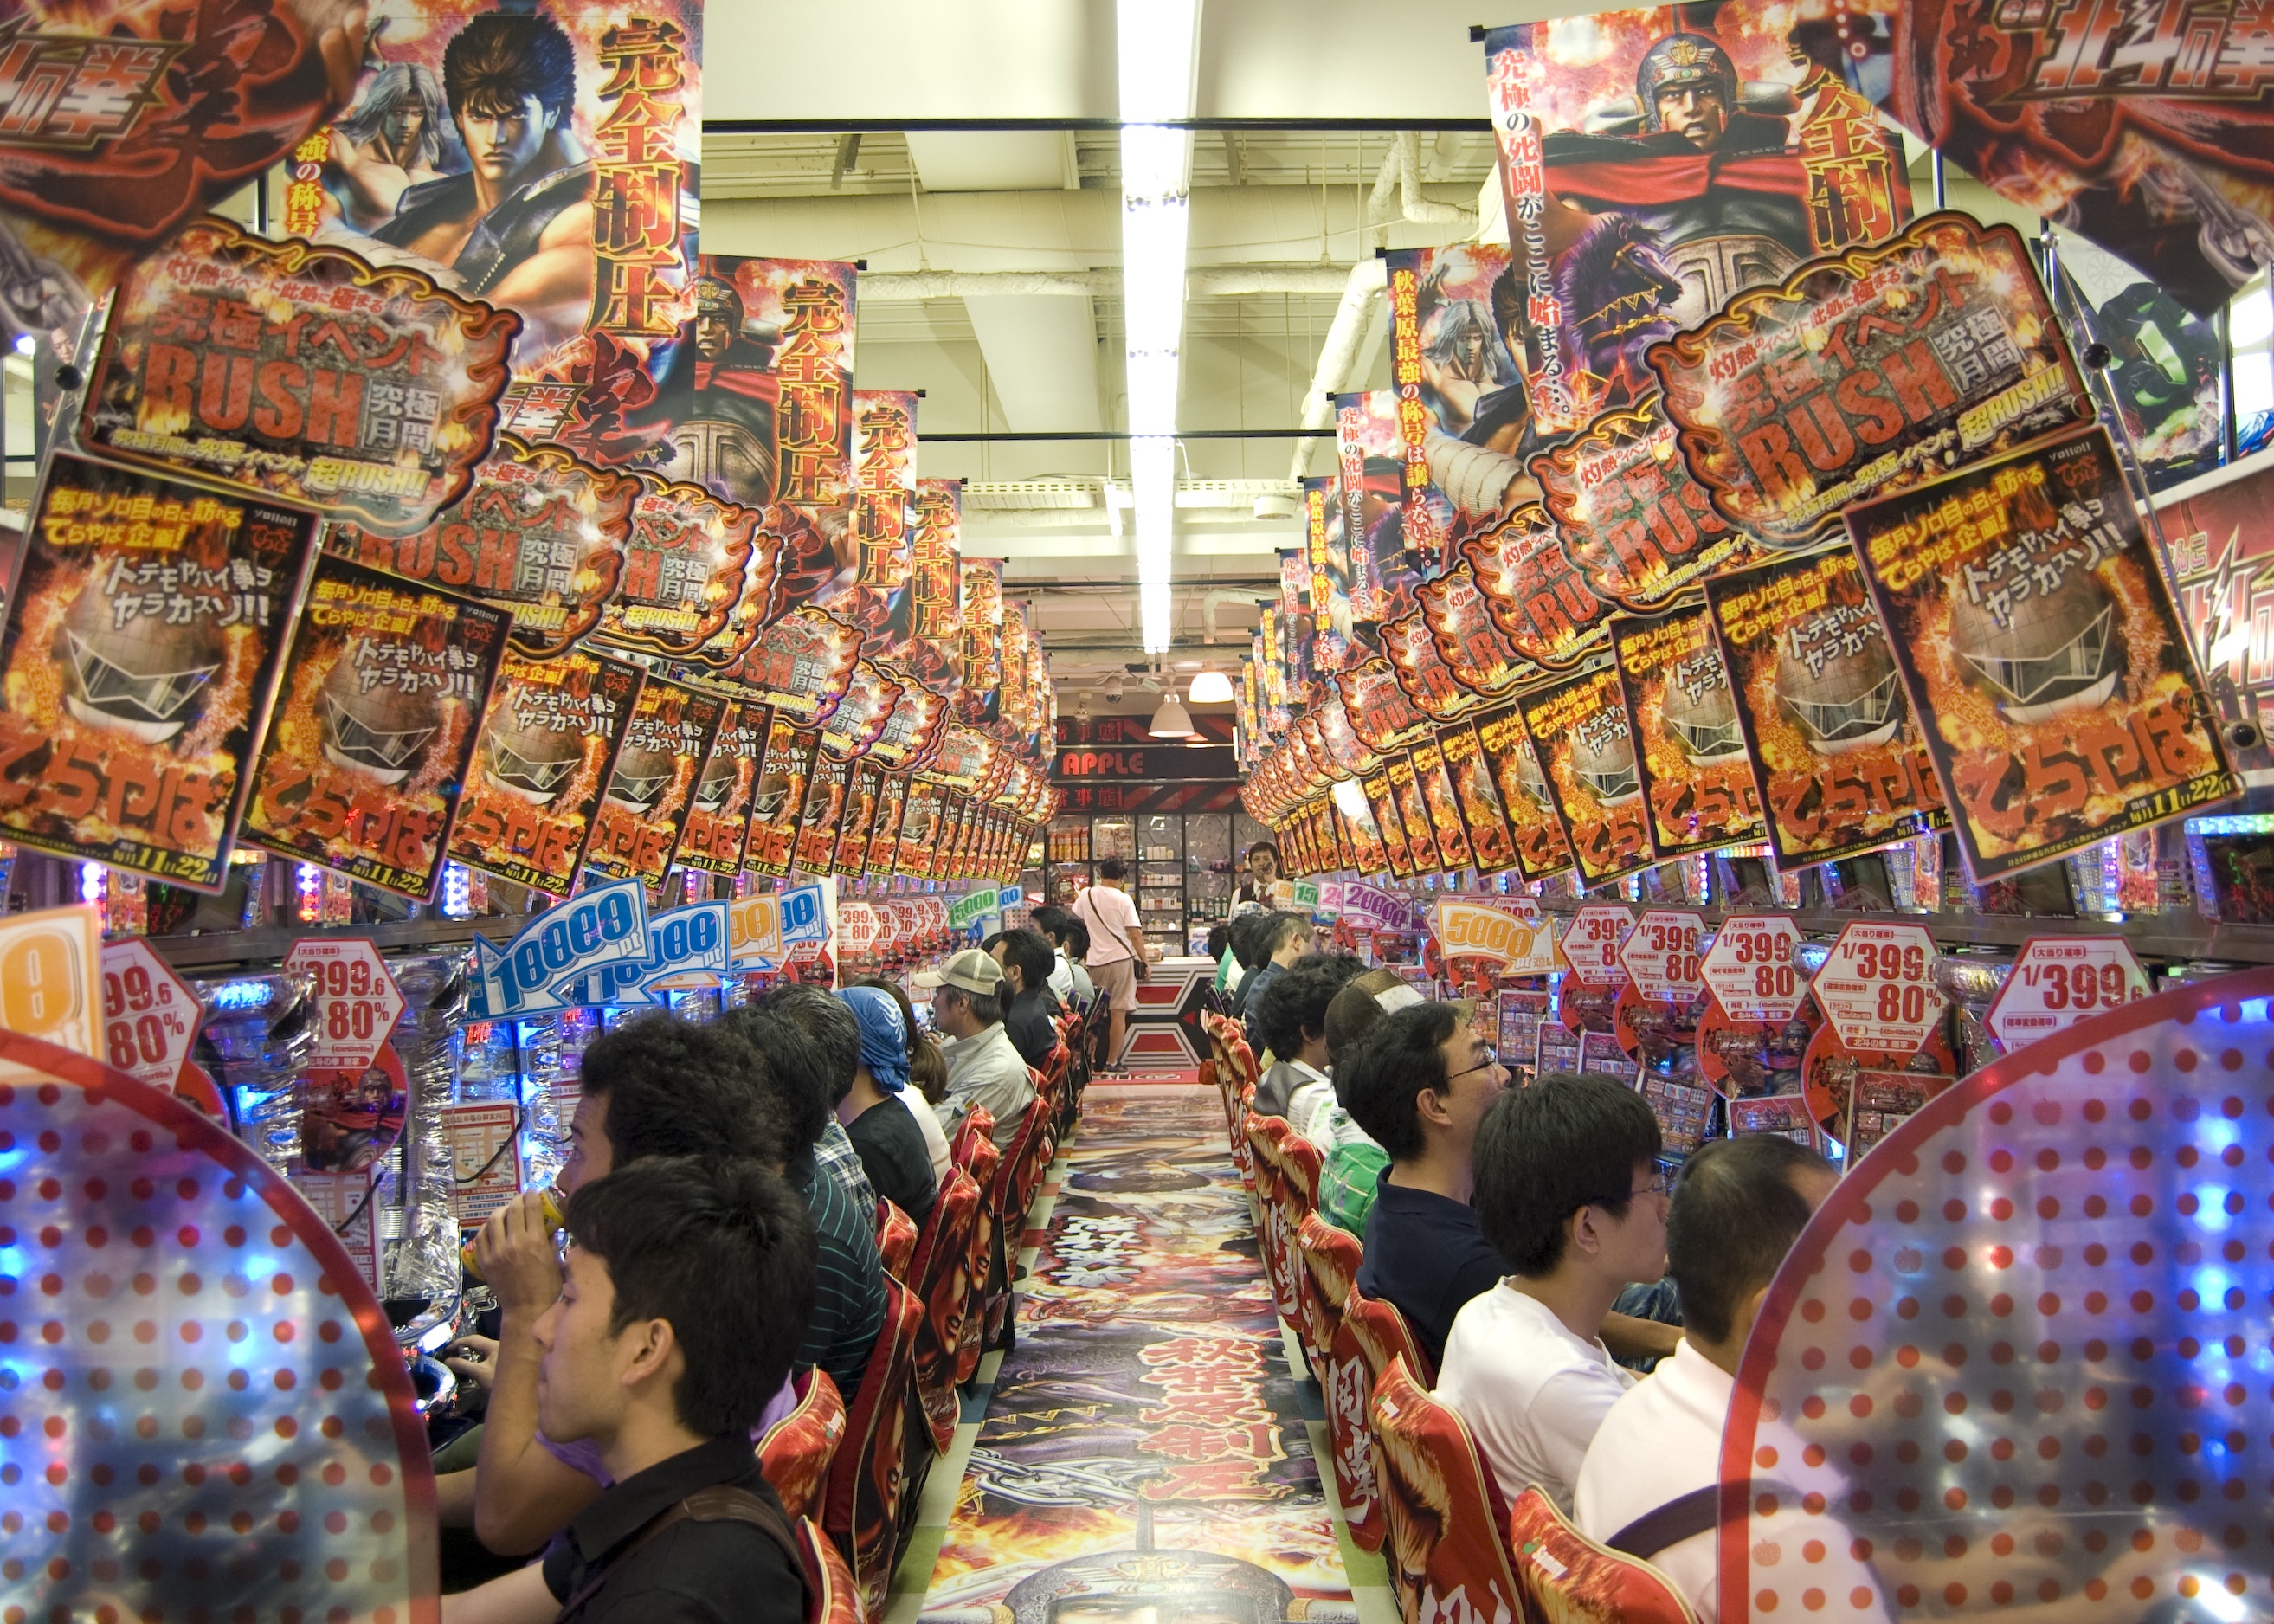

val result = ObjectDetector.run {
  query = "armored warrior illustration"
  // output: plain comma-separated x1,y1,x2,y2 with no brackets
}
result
621,274,784,506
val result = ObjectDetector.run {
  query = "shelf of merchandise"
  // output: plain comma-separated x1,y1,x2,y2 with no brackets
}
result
1044,808,1273,951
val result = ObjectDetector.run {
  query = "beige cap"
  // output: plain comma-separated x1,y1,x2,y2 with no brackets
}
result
937,947,1006,996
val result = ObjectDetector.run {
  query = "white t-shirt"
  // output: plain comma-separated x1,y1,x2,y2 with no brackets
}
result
1073,883,1142,965
1575,1339,1889,1623
1437,1282,1635,1516
899,1085,954,1183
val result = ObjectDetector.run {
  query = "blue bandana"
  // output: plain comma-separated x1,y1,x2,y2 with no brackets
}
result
838,985,910,1093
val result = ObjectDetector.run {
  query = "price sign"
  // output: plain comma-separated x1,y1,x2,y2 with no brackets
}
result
1433,898,1556,975
100,939,203,1092
1811,921,1944,1054
442,1102,525,1230
284,938,406,1072
0,905,101,1058
1560,904,1636,989
1700,914,1807,1022
1619,910,1705,1002
729,894,783,969
1986,937,2150,1051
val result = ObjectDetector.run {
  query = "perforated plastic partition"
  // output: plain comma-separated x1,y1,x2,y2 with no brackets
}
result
0,1033,437,1624
1723,968,2274,1622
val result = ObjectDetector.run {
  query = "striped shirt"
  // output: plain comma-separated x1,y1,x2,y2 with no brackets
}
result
791,1148,886,1397
815,1117,876,1212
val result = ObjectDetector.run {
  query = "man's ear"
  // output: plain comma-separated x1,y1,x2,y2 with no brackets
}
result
1414,1085,1453,1130
1565,1203,1602,1260
617,1316,680,1393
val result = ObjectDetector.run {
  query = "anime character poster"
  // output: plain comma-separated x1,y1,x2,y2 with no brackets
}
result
1483,4,1912,441
1279,549,1314,707
445,644,642,895
903,478,963,698
961,558,1003,724
677,698,767,877
0,0,362,350
841,388,917,639
297,0,705,377
241,552,510,899
82,219,519,535
1476,705,1578,880
1440,719,1521,874
1846,424,2235,880
1518,665,1655,886
1649,214,2095,551
0,455,318,890
743,712,818,880
329,432,637,656
1702,540,1949,873
1610,601,1766,857
1302,476,1353,675
583,671,722,886
1877,0,2274,317
1385,244,1537,545
2160,454,2274,784
1462,500,1614,671
1335,390,1423,635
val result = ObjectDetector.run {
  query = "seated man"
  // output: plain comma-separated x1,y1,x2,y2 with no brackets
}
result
1311,968,1424,1236
1030,905,1094,1004
1223,908,1279,1014
440,1156,816,1623
718,991,889,1401
931,947,1036,1150
446,1015,792,1556
737,983,877,1214
991,926,1063,1071
1438,1075,1667,1513
1240,912,1316,1057
1575,1136,1839,1621
1250,952,1364,1119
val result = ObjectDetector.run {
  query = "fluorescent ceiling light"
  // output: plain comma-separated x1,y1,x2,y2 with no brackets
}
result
1189,669,1234,704
1118,0,1198,654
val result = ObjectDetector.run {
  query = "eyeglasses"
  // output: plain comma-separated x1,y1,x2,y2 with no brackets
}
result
1585,1168,1677,1208
1444,1060,1507,1087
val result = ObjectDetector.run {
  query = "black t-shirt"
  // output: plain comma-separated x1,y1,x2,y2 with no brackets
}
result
1354,1170,1506,1373
846,1094,937,1224
542,1434,808,1624
1005,986,1058,1071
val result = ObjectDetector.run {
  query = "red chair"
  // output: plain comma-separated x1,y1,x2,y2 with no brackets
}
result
875,1196,918,1280
821,1273,927,1619
1326,1277,1435,1556
1296,1211,1359,1415
757,1368,846,1523
792,1516,865,1624
1370,1355,1524,1624
979,1090,1055,1350
951,1129,1002,1387
1243,1114,1304,1332
950,1102,995,1172
909,1166,983,1452
1506,1485,1700,1624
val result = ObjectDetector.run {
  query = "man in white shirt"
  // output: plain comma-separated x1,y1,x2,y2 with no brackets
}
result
931,948,1036,1150
1071,859,1147,1072
1437,1075,1668,1514
1574,1136,1842,1621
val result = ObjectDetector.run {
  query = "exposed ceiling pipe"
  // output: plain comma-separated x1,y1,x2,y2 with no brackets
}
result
1201,587,1268,644
1285,257,1388,484
856,263,1380,300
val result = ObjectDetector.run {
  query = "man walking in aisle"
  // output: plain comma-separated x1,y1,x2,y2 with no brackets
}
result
1073,857,1147,1074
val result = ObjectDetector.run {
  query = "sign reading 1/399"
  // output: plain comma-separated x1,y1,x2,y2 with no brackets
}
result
1812,921,1944,1054
284,938,406,1071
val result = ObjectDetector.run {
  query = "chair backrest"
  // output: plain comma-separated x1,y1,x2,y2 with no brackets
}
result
952,1132,1003,1387
1293,1210,1356,1363
1370,1355,1524,1624
821,1272,928,1620
875,1196,918,1280
950,1103,995,1170
908,1166,983,1453
1277,1130,1324,1213
792,1514,864,1624
991,1091,1055,1235
1343,1284,1438,1390
757,1367,847,1524
1505,1485,1701,1624
1242,1114,1303,1330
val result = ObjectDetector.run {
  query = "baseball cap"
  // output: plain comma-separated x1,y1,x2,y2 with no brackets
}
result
937,947,1006,997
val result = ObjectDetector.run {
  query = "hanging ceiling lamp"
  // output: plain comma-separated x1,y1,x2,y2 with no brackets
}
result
1148,693,1198,738
1187,668,1234,705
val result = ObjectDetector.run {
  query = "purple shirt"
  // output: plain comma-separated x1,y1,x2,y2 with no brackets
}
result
536,1376,800,1488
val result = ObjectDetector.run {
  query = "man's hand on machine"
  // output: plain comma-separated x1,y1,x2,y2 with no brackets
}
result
473,1190,564,1318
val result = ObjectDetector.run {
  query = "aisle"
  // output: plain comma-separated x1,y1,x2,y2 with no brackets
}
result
891,1080,1394,1624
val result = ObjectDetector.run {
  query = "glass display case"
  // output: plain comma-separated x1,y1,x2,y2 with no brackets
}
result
1041,809,1272,944
1137,814,1185,946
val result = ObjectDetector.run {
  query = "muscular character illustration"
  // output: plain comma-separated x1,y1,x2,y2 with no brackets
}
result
325,61,453,232
620,274,783,506
370,11,596,354
1414,261,1548,526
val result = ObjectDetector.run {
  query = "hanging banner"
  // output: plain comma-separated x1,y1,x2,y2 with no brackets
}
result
1361,767,1417,881
794,748,851,873
1304,475,1354,675
1846,423,2235,881
1877,0,2274,317
835,757,884,875
1384,751,1442,873
591,475,764,663
81,218,517,536
305,1,705,378
466,877,651,1021
867,664,949,770
1463,502,1613,673
744,713,820,879
904,478,963,696
241,554,509,899
1385,244,1535,545
1439,719,1520,875
1531,404,1746,612
1482,9,1911,442
447,645,644,896
1279,548,1315,706
678,697,767,876
0,456,318,891
866,770,910,878
1337,654,1436,754
960,558,1004,724
1337,390,1421,635
1476,706,1577,881
2163,455,2274,785
1337,795,1391,877
1408,738,1475,871
1610,602,1766,858
1704,540,1948,872
1519,664,1654,886
1382,608,1491,721
1417,560,1530,698
815,658,900,763
725,602,863,728
329,433,638,657
1649,214,2095,551
898,777,948,880
585,673,724,886
843,388,918,638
